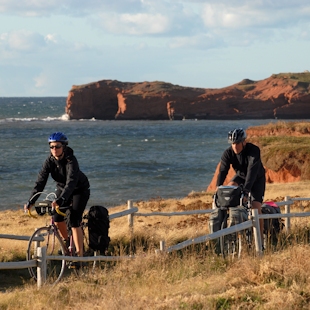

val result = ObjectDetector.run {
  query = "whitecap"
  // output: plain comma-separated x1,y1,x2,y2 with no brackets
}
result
61,114,70,121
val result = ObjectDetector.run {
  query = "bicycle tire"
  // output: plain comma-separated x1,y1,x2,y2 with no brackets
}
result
220,218,242,259
220,233,242,259
27,226,66,285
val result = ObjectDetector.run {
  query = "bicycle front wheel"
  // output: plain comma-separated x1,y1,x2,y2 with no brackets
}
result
221,232,242,259
27,226,66,285
220,218,242,259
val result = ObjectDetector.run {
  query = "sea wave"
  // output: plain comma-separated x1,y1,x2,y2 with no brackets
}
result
0,114,70,123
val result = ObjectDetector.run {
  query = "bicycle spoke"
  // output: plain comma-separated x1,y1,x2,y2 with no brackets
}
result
26,226,66,285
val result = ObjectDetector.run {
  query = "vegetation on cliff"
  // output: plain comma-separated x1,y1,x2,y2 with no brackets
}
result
236,72,310,92
207,121,310,191
247,121,310,180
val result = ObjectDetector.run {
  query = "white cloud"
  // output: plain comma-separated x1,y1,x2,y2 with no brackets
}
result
100,12,169,35
45,34,58,43
1,30,46,52
0,0,310,96
169,34,224,50
0,0,143,16
34,71,48,88
201,1,310,30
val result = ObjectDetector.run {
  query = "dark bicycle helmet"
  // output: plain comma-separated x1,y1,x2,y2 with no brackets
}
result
48,132,68,145
228,128,246,144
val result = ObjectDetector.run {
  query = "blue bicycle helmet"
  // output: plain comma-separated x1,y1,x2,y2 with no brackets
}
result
48,132,68,145
228,128,246,144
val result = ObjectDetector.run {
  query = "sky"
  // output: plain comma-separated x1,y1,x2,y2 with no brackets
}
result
0,0,309,97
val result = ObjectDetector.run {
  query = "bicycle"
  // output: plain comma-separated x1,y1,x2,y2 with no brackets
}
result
26,192,98,285
212,185,253,259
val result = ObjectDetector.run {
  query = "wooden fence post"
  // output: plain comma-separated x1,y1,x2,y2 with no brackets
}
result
285,196,291,233
251,209,263,257
37,246,47,288
155,241,166,255
128,200,134,229
160,240,165,252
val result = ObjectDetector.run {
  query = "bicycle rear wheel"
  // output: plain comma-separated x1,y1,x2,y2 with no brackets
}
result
27,226,66,285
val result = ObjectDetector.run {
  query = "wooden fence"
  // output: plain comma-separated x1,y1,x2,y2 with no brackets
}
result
1,196,310,287
0,202,138,287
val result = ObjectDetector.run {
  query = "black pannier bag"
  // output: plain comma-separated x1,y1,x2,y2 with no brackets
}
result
88,205,110,254
215,185,243,209
228,206,248,227
209,186,246,254
209,208,226,254
261,201,283,245
209,208,226,234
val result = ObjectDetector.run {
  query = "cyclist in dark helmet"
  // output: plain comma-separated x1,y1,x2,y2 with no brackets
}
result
24,132,90,258
216,128,265,242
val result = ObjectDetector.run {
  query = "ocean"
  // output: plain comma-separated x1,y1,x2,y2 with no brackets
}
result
0,97,276,211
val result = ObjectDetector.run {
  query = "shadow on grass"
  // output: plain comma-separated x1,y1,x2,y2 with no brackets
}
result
0,269,31,292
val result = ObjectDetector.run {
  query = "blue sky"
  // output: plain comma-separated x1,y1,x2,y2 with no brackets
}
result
0,0,309,96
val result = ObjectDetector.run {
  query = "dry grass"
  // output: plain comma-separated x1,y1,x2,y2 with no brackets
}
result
248,121,310,135
2,182,310,309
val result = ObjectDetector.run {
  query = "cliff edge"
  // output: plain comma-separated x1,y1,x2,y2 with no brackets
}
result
207,121,310,191
66,72,310,120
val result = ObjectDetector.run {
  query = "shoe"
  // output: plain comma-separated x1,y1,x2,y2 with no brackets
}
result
68,261,79,269
69,261,87,270
65,239,70,249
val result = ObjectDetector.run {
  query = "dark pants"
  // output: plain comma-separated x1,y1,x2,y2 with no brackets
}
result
53,188,90,227
230,175,265,203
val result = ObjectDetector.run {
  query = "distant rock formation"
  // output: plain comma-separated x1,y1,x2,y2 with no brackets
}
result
66,72,310,120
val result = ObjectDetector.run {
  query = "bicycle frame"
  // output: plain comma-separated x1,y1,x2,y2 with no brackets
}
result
26,192,98,284
26,192,78,283
213,187,253,259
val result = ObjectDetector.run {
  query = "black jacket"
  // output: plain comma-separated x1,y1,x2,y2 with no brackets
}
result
29,147,89,204
216,142,265,193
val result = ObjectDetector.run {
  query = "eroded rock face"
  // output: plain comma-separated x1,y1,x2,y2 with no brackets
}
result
65,73,310,120
206,124,310,191
206,164,301,192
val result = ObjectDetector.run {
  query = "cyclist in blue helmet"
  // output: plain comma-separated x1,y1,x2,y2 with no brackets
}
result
216,128,265,243
48,132,69,145
24,132,90,258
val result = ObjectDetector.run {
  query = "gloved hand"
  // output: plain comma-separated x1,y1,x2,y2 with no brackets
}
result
55,197,65,208
242,190,250,206
24,201,33,213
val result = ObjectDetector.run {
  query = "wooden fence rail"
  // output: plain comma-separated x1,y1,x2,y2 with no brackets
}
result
0,202,138,287
164,220,254,253
157,196,310,254
1,196,310,287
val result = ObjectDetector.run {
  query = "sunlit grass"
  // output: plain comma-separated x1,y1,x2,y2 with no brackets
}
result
2,182,310,309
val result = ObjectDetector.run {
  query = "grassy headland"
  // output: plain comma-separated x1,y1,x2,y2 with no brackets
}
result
1,181,310,309
248,121,310,180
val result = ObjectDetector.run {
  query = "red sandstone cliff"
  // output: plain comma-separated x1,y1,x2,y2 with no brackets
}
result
66,72,310,120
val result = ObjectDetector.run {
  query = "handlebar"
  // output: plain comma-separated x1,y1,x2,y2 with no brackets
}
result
26,192,70,217
27,202,67,218
55,207,66,217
